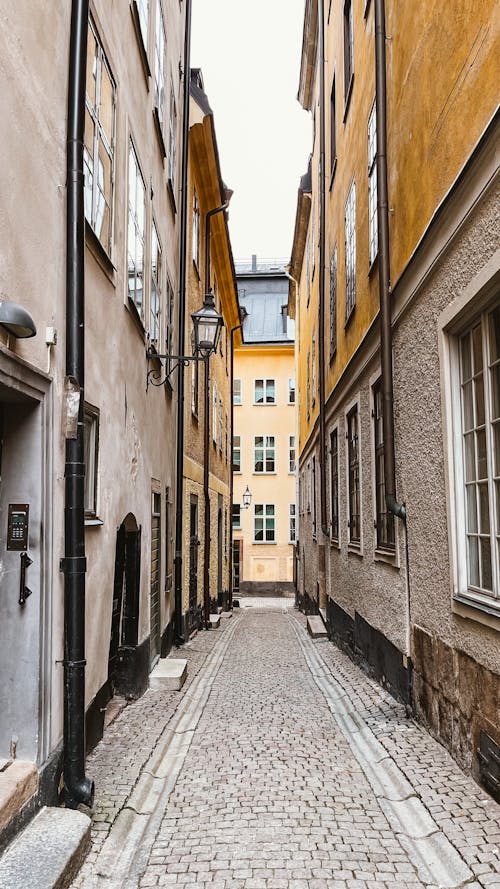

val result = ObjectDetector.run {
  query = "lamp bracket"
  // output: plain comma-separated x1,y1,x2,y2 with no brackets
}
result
146,349,207,389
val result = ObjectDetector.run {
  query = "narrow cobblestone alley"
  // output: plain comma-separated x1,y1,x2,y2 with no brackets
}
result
73,605,500,889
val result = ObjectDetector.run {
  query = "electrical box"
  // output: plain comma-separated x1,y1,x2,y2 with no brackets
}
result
7,504,29,551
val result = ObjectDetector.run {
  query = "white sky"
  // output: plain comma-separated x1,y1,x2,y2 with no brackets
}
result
191,0,311,264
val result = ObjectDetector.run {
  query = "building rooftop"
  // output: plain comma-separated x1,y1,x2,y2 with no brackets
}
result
236,256,294,344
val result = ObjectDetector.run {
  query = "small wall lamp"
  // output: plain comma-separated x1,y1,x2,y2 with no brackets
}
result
242,486,252,509
0,301,37,338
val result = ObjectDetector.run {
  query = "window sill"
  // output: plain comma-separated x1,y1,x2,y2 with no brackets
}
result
130,1,151,86
252,541,277,545
153,107,167,159
253,403,276,407
252,472,277,476
374,546,398,567
347,542,363,558
127,296,147,339
453,592,500,625
85,221,116,283
329,157,337,191
330,536,340,549
343,74,354,122
85,517,104,527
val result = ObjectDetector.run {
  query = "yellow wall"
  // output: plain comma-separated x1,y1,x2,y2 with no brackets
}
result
233,344,296,585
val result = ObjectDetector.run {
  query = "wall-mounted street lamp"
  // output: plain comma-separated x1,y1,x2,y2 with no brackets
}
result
146,291,223,388
0,300,37,338
242,486,252,509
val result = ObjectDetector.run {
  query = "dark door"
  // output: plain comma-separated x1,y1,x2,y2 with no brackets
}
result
217,497,223,605
108,514,141,683
232,539,241,592
189,497,198,619
150,493,161,666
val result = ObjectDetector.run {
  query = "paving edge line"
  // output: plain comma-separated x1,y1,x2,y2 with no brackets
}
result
81,616,241,889
289,614,475,889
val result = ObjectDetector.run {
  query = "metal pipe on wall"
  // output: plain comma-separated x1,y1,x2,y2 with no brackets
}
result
228,322,243,609
318,0,328,536
63,0,94,810
174,0,193,646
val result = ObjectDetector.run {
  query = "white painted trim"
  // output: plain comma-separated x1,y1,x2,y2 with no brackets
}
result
344,392,363,555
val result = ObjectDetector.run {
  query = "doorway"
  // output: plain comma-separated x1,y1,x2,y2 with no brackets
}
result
188,496,199,626
108,514,141,688
217,495,223,606
150,492,161,667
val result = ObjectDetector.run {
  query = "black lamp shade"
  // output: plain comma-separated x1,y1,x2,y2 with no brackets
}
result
242,486,252,508
0,301,36,338
191,292,224,358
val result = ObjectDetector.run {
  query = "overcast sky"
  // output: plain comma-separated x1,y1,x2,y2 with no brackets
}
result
191,0,311,264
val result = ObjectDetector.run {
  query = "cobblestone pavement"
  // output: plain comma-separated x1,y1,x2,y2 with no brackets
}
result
72,605,500,889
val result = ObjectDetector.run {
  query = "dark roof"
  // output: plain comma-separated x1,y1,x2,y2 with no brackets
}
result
237,279,295,344
190,69,212,116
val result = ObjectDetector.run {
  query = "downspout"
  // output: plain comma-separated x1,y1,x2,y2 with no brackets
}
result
63,0,94,809
318,0,328,535
202,203,228,629
174,0,192,646
374,0,406,522
228,322,243,610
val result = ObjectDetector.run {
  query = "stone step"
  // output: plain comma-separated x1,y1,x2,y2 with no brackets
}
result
149,658,187,691
307,615,328,639
209,614,220,628
0,806,90,889
0,761,38,834
220,611,233,619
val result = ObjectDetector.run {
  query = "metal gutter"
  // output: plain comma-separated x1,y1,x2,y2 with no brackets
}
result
318,0,327,535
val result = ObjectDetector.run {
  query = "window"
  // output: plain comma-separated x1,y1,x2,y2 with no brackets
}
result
212,382,217,442
254,436,276,473
307,352,311,419
289,504,296,544
232,436,241,473
254,379,276,404
455,305,500,606
192,190,200,269
343,0,354,103
254,504,275,543
218,397,223,451
150,222,162,346
191,354,198,416
330,429,339,542
232,503,241,530
289,435,296,474
233,379,242,405
312,455,317,539
127,142,146,320
368,101,378,266
84,404,99,518
330,245,338,358
330,75,336,177
84,21,115,255
373,380,395,550
347,405,361,544
165,276,174,375
345,180,356,322
153,0,166,126
168,83,177,186
312,329,317,405
136,0,149,49
288,378,296,404
307,461,311,513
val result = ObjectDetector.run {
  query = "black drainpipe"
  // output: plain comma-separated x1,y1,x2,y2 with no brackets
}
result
318,0,328,535
174,0,193,646
374,0,406,522
228,321,243,610
63,0,94,809
202,203,228,628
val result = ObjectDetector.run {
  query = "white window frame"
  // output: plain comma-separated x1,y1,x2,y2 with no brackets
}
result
368,100,378,266
168,81,177,186
288,377,296,404
84,403,99,519
127,141,146,321
288,435,296,474
253,504,276,544
233,379,242,405
254,379,276,405
442,292,500,616
153,0,166,125
136,0,149,50
345,179,356,322
289,503,296,544
329,422,340,546
254,436,276,474
345,395,363,553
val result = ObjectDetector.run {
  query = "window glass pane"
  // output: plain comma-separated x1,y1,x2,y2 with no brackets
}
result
255,505,263,517
266,380,275,403
462,381,474,432
494,423,500,476
464,432,475,482
466,485,477,533
468,536,479,586
480,537,492,590
477,429,487,480
100,63,114,144
474,375,485,426
472,324,483,373
489,307,500,361
255,380,264,403
478,483,490,534
460,333,472,382
490,364,500,421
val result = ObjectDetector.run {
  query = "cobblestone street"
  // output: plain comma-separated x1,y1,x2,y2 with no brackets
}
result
72,604,500,889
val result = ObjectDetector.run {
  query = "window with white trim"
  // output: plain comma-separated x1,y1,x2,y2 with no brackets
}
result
368,101,378,266
330,428,339,542
312,455,317,539
192,190,200,269
312,329,317,404
150,221,162,346
254,436,275,473
373,379,395,550
84,404,99,518
330,245,338,358
288,378,295,404
254,504,275,543
347,404,361,544
232,436,241,473
127,142,146,320
453,304,500,607
136,0,149,49
168,83,177,186
289,504,296,543
218,396,223,451
345,180,356,321
84,21,115,255
232,503,241,530
288,435,296,474
254,379,276,404
165,276,174,376
212,382,217,442
234,379,242,405
343,0,354,102
153,0,166,126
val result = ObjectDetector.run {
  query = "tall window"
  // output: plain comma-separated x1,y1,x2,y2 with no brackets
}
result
83,404,99,518
347,405,361,544
289,436,296,474
84,21,115,255
330,75,337,176
165,276,174,375
218,397,223,451
232,436,241,473
373,380,395,550
233,379,242,405
192,190,200,269
154,0,166,125
312,455,317,539
168,83,177,186
368,101,378,266
136,0,149,48
330,428,339,542
343,0,354,102
458,306,500,603
254,379,276,404
191,358,198,416
330,246,337,358
212,382,217,443
288,378,296,404
254,436,276,473
254,505,275,543
127,143,146,320
232,503,241,530
345,180,356,322
312,329,317,404
150,222,162,346
307,352,311,419
289,504,296,544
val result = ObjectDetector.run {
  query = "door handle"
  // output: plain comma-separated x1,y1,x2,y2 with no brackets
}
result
19,552,33,606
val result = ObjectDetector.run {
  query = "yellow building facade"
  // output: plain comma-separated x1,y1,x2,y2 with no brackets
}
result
291,0,499,788
233,261,296,596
